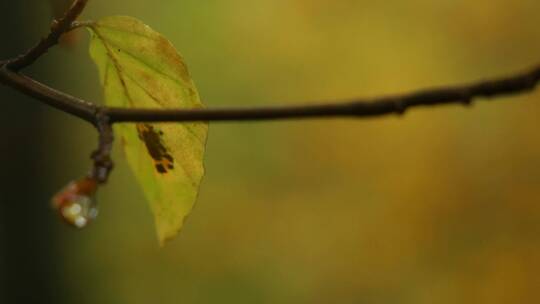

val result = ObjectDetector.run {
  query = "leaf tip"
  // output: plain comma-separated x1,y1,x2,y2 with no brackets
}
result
156,219,186,247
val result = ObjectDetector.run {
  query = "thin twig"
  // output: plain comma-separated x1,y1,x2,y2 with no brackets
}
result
1,61,540,124
6,0,88,71
90,112,114,183
104,64,540,123
0,66,97,123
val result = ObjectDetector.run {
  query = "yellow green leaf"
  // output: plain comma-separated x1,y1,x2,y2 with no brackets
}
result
87,16,208,245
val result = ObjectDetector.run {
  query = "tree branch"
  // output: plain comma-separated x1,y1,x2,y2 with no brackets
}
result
0,66,97,123
104,64,540,122
6,0,88,71
90,112,114,183
1,61,540,125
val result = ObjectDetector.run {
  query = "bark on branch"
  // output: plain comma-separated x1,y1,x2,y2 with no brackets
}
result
104,63,540,122
1,60,539,124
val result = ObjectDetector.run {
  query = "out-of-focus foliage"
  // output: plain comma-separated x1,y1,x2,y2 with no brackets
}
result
34,0,540,303
88,16,208,245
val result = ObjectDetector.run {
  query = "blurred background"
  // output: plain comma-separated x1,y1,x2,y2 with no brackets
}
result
1,0,540,303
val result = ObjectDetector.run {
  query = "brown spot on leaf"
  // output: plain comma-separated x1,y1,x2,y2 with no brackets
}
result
155,164,167,174
120,136,127,148
136,124,175,174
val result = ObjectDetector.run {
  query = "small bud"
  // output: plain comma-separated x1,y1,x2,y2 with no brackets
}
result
52,177,98,228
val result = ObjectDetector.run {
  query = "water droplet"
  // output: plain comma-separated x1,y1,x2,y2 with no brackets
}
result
52,177,98,229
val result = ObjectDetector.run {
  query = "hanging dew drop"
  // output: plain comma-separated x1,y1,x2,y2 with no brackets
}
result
52,177,99,228
58,193,98,228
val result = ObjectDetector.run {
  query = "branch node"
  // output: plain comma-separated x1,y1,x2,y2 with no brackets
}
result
394,99,407,115
50,19,61,31
525,75,538,90
460,91,473,107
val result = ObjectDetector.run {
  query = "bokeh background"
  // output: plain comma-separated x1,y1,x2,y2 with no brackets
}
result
2,1,540,303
